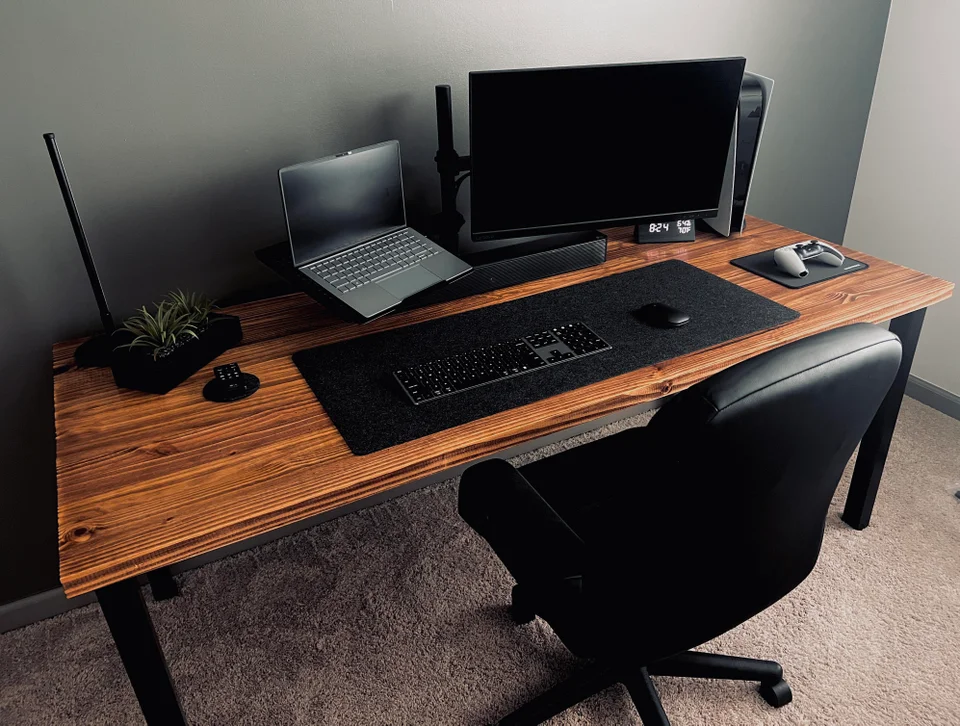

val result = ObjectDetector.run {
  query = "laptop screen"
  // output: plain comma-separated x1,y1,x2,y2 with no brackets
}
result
280,140,406,267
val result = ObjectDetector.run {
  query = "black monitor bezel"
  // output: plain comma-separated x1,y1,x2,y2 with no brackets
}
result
468,57,745,242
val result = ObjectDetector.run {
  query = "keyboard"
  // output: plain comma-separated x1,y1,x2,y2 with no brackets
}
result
393,322,612,405
308,229,439,294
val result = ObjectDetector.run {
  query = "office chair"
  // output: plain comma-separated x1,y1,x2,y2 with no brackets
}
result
459,323,902,725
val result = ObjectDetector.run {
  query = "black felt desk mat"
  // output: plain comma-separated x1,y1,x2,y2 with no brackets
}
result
293,260,799,455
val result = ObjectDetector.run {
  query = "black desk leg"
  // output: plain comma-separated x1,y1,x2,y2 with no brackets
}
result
147,566,180,601
843,308,926,530
96,578,188,726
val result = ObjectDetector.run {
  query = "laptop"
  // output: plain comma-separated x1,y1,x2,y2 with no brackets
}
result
279,140,472,321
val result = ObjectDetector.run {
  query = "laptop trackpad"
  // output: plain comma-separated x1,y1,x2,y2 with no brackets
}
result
377,266,442,299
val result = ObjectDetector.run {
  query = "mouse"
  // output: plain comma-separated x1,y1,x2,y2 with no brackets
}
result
635,302,690,328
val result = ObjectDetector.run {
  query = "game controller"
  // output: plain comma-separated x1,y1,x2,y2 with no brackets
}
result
773,240,845,278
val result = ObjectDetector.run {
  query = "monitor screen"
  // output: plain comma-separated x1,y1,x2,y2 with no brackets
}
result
280,140,406,267
469,58,746,241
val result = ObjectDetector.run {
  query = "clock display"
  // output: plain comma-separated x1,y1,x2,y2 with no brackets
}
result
648,220,693,234
635,218,696,244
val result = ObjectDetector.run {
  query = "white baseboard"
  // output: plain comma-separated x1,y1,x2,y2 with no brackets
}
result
906,375,960,421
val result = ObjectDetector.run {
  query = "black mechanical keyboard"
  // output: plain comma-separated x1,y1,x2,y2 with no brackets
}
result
393,322,611,404
307,229,439,293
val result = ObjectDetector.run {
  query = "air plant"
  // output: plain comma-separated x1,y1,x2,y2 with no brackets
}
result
166,289,217,331
115,291,218,360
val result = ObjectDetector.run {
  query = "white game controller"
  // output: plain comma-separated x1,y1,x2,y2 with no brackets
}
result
773,240,845,278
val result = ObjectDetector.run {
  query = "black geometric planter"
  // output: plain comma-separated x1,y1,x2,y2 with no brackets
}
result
110,313,243,394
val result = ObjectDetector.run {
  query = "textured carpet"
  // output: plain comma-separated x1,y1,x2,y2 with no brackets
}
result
2,397,959,725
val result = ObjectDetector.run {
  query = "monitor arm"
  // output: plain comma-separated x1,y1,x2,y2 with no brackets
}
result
434,84,471,252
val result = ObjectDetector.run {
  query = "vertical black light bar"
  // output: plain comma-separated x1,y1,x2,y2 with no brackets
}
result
44,132,115,334
44,132,117,367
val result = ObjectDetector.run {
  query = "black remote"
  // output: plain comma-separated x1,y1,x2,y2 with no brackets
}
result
204,363,259,402
214,363,244,392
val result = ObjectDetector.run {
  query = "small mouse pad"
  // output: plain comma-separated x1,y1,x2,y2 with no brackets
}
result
731,249,869,289
292,260,799,455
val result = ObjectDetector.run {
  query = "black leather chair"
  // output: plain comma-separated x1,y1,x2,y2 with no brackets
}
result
459,324,902,725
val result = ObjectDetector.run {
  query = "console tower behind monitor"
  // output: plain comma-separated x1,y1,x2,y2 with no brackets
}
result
468,57,746,242
701,72,774,237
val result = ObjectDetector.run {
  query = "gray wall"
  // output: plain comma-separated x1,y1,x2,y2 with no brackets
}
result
845,0,960,397
0,0,890,606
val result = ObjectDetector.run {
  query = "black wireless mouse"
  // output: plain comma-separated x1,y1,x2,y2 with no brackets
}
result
636,302,691,328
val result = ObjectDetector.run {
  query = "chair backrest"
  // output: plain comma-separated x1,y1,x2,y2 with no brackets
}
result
585,323,902,661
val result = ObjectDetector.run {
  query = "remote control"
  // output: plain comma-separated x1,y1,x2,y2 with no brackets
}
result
204,363,260,402
214,363,244,392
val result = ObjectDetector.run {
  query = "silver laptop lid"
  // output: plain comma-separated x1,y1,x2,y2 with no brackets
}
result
279,140,407,267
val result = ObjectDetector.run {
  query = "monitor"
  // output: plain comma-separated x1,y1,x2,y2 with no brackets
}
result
279,140,406,267
468,58,746,241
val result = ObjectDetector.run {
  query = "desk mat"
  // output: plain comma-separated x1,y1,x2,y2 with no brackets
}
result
293,260,799,455
731,249,869,289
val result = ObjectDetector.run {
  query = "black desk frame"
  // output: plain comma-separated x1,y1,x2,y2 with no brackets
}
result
842,308,926,529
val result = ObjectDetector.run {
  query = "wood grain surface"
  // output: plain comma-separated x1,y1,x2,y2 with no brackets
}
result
54,218,953,597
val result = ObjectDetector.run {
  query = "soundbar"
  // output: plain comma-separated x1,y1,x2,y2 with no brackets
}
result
400,230,607,309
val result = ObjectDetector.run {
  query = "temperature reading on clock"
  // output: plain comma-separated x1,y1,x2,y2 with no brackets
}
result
635,218,696,243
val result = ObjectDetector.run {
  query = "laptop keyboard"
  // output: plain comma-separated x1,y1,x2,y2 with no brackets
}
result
308,230,439,293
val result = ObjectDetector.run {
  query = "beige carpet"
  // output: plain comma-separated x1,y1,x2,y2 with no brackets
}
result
2,396,959,725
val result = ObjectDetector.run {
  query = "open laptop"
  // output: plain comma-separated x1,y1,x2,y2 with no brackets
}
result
279,140,472,321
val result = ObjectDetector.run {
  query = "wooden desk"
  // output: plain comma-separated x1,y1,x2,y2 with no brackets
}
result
54,217,952,724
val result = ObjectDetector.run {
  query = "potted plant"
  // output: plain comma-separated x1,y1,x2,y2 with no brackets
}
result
110,290,242,394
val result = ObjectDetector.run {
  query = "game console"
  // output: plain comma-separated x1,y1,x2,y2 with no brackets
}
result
773,241,845,278
702,72,774,237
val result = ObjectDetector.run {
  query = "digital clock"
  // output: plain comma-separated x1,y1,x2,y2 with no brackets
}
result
634,219,696,244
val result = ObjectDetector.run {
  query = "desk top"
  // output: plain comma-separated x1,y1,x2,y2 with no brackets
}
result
54,218,953,597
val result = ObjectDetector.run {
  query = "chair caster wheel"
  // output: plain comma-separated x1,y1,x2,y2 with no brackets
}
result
510,585,535,624
759,679,793,708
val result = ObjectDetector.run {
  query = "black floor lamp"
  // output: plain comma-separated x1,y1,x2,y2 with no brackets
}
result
44,132,117,367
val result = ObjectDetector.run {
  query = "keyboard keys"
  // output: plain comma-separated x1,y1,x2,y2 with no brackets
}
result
393,322,611,405
312,230,439,291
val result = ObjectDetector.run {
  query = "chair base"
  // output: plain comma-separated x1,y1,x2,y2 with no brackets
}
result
759,678,794,708
493,649,792,726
